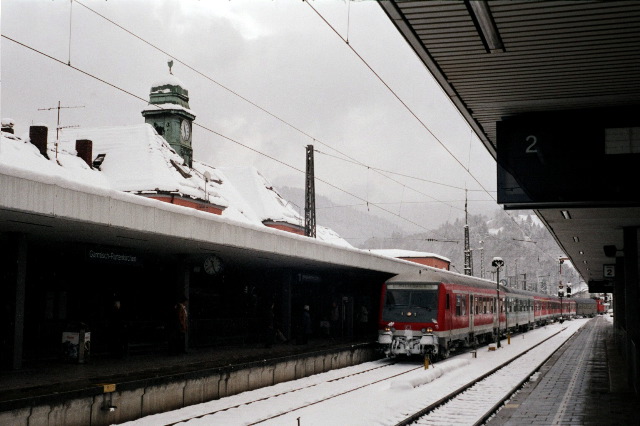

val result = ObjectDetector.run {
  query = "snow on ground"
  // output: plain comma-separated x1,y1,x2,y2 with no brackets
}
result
119,319,590,426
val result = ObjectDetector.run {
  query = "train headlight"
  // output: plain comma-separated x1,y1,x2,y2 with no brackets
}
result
407,312,412,317
384,326,391,332
426,327,433,333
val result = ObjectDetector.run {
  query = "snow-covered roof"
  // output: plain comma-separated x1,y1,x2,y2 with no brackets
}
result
61,124,227,207
217,166,301,225
369,249,450,263
1,130,111,189
1,125,352,248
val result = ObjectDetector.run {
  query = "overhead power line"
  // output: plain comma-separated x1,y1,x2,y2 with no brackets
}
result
2,33,439,234
305,1,497,202
305,2,556,254
316,149,493,193
71,0,466,213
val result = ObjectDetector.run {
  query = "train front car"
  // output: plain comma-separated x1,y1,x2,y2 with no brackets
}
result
378,278,442,358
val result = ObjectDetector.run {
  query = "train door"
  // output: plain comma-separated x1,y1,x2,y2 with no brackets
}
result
443,288,453,339
453,292,469,338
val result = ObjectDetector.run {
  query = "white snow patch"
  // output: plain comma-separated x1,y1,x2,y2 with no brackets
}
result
370,249,450,262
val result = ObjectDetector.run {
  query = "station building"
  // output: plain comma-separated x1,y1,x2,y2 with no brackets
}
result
0,73,420,370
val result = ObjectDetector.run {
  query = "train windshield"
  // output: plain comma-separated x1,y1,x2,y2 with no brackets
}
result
382,283,439,322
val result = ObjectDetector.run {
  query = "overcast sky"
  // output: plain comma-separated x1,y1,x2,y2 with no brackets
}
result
2,0,499,238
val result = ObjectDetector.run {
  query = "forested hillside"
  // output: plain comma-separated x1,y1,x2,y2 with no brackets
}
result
276,186,584,295
361,210,585,294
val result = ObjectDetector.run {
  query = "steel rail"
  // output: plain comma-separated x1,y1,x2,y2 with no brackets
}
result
394,327,568,426
162,360,402,426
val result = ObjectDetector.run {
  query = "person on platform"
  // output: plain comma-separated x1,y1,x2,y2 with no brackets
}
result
330,301,340,337
264,301,276,348
299,305,312,344
171,297,188,354
108,299,127,358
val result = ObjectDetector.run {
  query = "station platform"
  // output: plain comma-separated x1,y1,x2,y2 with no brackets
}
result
488,315,639,426
0,336,371,412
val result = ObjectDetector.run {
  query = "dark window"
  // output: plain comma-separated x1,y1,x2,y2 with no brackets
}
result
382,285,439,322
455,295,467,316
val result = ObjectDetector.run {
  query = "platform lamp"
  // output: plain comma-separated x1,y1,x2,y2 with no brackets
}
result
492,257,504,348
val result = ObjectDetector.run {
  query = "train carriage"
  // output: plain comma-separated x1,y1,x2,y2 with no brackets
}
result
378,268,507,358
574,297,597,317
378,268,579,359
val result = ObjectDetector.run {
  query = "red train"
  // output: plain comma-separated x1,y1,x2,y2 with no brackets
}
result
377,268,576,359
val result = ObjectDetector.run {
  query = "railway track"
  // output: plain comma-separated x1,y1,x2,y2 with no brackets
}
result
123,320,588,426
163,359,417,426
395,327,573,426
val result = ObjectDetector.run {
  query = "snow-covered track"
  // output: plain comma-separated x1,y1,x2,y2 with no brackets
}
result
248,363,423,425
396,327,571,426
162,359,410,426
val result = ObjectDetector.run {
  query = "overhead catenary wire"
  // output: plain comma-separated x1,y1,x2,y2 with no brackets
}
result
305,2,551,252
6,3,541,250
315,149,493,193
1,33,440,235
305,1,496,202
68,0,73,65
71,0,468,212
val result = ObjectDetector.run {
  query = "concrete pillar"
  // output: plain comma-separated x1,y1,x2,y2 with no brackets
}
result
623,227,639,393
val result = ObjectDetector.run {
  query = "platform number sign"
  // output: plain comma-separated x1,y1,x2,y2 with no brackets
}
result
603,264,615,279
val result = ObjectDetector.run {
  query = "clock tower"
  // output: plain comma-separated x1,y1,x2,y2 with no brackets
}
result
142,67,196,166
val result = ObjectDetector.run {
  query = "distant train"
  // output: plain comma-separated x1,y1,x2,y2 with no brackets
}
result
574,297,607,317
377,268,578,359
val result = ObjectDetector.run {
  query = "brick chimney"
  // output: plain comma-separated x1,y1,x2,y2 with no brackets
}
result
1,118,15,134
75,139,93,167
29,125,49,159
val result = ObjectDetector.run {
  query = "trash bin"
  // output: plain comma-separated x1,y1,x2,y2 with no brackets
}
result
62,324,91,363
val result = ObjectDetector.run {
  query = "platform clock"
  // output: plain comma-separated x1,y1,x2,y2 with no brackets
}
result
203,255,223,275
180,119,191,144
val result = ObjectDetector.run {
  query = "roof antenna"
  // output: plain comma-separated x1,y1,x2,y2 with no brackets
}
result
168,59,174,75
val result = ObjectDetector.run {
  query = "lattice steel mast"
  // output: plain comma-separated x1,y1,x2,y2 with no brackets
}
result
304,144,316,238
464,190,472,276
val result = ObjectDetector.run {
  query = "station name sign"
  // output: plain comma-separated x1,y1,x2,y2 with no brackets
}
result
86,248,140,265
497,107,640,209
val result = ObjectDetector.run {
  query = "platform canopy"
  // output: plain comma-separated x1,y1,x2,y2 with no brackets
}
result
380,1,640,283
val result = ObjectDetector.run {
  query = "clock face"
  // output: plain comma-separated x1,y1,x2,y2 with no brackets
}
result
203,256,222,275
180,120,191,143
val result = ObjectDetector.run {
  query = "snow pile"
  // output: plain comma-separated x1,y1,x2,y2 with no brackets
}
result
218,166,301,226
0,131,111,189
369,249,451,262
141,102,195,116
389,359,469,390
151,74,187,90
1,118,16,128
